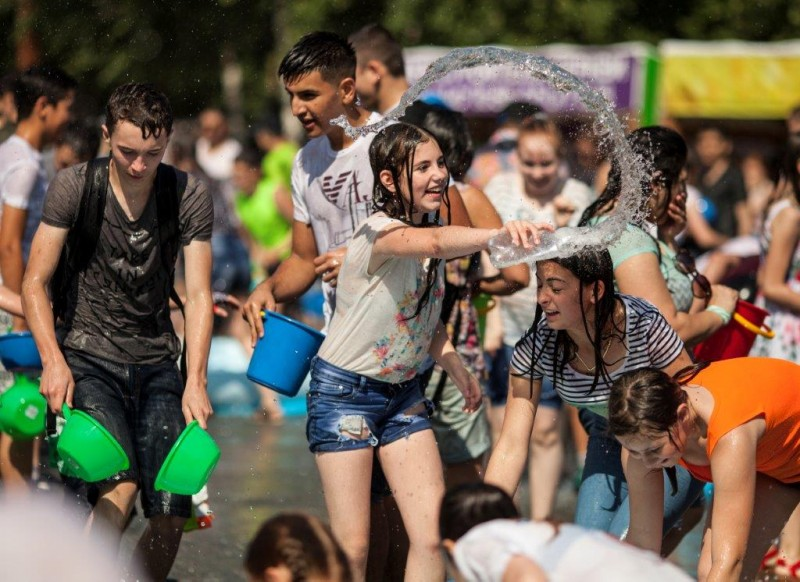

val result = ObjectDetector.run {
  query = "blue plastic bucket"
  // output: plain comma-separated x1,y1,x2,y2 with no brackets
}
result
0,332,42,370
247,311,325,397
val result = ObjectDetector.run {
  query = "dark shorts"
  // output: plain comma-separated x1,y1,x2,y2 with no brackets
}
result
64,349,191,519
306,357,433,454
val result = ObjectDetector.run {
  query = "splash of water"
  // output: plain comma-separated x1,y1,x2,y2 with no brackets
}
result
332,46,650,265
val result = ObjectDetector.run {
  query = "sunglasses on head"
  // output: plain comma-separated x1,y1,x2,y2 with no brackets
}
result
674,249,712,305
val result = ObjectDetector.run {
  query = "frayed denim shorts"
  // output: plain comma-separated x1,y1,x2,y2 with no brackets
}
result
306,357,433,454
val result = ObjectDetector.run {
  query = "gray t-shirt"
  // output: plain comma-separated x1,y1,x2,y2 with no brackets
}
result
42,162,213,364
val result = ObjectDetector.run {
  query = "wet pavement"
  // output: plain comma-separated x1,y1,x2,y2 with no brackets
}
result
121,416,325,581
115,413,703,580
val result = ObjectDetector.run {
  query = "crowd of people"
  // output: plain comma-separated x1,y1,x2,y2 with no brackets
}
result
1,22,800,582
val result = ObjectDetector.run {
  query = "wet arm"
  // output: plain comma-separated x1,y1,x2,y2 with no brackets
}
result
484,374,540,495
621,450,665,552
181,239,214,427
21,223,73,410
0,205,27,329
615,253,726,345
705,425,761,582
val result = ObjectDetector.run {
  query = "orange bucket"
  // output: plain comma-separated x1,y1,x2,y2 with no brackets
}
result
693,300,775,362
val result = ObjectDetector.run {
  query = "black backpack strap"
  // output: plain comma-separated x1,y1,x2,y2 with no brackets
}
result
51,158,110,322
154,164,189,381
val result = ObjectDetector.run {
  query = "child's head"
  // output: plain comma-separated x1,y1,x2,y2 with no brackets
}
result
348,23,405,112
608,363,708,495
515,115,565,197
105,82,173,140
439,482,520,545
103,83,172,183
534,250,615,334
278,32,358,139
14,66,76,142
233,147,264,197
244,512,352,582
515,249,617,396
55,120,100,170
694,126,732,167
370,122,450,223
580,125,687,227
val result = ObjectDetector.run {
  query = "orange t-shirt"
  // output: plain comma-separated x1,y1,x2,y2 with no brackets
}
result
679,357,800,484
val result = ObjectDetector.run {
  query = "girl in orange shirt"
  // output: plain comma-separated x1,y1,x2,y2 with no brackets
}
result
607,358,800,582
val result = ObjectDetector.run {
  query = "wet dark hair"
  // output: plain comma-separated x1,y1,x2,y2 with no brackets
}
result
580,126,688,227
608,362,709,495
514,249,621,397
279,31,356,86
439,482,520,542
401,102,474,181
105,82,173,140
348,23,405,78
56,120,100,163
369,122,451,320
14,66,77,120
244,512,352,582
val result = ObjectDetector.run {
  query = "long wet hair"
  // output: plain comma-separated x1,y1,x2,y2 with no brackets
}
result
369,122,451,319
608,362,709,495
513,249,623,396
244,512,353,582
579,126,688,227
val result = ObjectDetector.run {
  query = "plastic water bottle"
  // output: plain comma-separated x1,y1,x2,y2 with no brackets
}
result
488,227,580,268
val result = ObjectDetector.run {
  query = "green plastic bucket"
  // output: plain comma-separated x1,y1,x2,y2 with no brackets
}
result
0,374,46,439
56,404,129,482
155,420,221,495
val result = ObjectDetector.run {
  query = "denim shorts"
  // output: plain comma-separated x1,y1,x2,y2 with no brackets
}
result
64,349,191,519
306,357,433,453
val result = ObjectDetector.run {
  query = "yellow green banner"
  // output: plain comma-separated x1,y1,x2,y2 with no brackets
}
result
661,40,800,119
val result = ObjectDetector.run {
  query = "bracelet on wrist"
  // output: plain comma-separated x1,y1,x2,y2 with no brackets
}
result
706,305,732,325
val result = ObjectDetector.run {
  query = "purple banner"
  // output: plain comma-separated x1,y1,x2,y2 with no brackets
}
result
403,43,649,115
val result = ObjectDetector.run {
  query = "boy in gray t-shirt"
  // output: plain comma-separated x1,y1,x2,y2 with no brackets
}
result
23,83,213,581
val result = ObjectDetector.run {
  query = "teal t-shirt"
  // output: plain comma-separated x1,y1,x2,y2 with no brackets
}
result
596,218,694,313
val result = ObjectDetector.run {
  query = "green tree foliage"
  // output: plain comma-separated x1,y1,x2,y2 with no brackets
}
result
0,0,796,118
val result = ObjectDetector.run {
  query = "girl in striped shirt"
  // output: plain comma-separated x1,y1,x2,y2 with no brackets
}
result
485,248,701,552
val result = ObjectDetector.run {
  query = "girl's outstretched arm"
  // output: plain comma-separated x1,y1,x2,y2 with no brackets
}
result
484,374,541,496
0,285,23,318
372,220,553,263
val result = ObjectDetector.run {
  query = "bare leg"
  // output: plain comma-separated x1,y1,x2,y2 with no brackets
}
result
316,448,374,581
528,406,563,520
379,429,446,582
91,480,139,552
566,405,587,474
132,515,187,581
